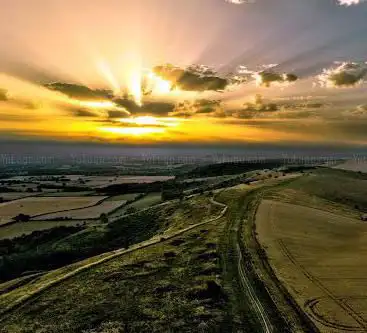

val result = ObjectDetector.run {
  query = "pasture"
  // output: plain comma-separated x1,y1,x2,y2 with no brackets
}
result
256,199,367,332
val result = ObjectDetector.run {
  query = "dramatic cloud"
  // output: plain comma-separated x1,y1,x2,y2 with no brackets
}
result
169,95,327,121
114,98,176,116
0,88,40,109
342,104,367,119
318,62,367,87
72,109,99,118
230,65,298,87
107,110,131,119
140,101,176,116
45,83,113,100
153,64,229,92
171,99,223,118
254,71,298,87
191,99,222,114
0,89,8,101
225,96,279,119
337,0,366,6
170,95,279,120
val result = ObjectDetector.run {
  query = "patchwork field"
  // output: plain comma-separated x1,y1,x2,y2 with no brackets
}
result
256,199,367,332
1,175,174,190
0,196,107,225
79,175,174,188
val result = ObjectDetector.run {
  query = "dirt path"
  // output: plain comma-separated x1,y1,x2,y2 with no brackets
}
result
223,188,275,332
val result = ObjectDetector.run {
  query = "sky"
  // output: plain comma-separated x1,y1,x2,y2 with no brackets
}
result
1,0,367,147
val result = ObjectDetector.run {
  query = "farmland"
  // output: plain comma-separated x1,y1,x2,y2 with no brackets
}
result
34,200,124,220
256,200,367,332
0,196,107,225
1,175,174,190
251,168,367,332
1,164,366,332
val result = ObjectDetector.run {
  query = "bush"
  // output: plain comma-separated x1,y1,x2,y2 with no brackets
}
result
163,251,176,259
13,213,31,222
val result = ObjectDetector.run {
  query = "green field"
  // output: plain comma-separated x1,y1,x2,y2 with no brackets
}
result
109,192,162,219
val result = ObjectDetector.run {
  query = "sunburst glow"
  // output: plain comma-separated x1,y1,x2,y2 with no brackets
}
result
118,116,180,127
145,71,175,95
98,126,165,136
77,101,116,109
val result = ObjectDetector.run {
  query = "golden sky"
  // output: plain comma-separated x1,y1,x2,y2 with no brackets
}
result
1,0,367,146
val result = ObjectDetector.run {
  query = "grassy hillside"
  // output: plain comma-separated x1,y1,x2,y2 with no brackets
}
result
0,197,228,333
0,195,221,282
268,168,367,214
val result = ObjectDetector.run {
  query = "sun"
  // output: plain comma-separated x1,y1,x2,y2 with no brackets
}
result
97,59,179,105
98,116,180,137
98,126,165,136
117,116,179,127
145,71,175,95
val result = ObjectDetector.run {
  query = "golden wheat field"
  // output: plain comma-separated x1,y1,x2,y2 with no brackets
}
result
256,200,367,332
